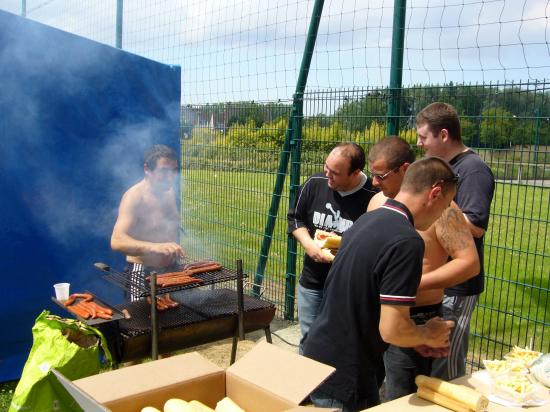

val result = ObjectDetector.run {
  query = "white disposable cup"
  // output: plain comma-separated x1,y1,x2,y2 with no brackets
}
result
54,283,70,301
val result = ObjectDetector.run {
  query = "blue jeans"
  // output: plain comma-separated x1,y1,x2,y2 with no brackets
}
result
309,380,380,411
384,345,433,400
384,304,441,400
297,283,323,355
431,295,478,380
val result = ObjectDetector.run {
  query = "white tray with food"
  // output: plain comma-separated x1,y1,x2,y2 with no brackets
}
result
475,369,547,407
504,346,543,368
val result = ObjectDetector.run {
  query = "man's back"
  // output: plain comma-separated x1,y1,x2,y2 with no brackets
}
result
304,200,424,401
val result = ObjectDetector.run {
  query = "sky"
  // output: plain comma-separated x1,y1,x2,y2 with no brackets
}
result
1,0,549,105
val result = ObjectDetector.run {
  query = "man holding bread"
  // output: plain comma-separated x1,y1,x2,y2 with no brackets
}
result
303,157,456,411
366,136,480,400
287,142,376,352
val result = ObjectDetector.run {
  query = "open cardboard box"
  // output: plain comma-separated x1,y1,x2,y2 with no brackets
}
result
68,341,336,412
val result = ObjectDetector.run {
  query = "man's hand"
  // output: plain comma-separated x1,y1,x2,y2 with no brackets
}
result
305,243,333,264
149,242,185,265
292,227,333,264
421,317,455,348
414,344,450,358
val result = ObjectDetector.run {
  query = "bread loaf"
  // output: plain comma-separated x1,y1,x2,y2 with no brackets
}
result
215,397,245,412
164,398,195,412
415,375,488,412
417,386,472,412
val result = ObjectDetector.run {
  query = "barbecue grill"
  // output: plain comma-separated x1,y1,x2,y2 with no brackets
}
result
59,259,275,365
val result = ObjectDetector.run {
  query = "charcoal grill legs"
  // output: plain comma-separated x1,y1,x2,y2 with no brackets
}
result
150,272,158,360
230,334,238,364
264,326,272,343
236,259,245,340
229,325,273,365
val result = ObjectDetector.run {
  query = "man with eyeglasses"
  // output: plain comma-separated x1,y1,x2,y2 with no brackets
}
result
416,102,495,381
111,144,184,301
287,143,377,353
366,136,480,399
303,157,457,411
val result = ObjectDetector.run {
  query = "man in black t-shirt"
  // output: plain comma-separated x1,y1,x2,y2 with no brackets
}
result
287,143,376,353
416,102,495,380
303,157,457,411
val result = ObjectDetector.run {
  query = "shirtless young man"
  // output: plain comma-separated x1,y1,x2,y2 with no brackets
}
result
111,144,184,300
366,136,480,399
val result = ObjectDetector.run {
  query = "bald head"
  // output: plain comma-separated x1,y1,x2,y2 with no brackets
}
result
331,143,366,175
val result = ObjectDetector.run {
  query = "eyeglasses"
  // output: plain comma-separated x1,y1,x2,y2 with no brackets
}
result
368,166,400,181
432,174,460,188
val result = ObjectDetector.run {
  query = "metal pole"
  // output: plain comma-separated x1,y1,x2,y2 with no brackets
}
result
236,259,245,340
150,272,158,360
21,0,26,17
253,0,325,299
386,0,407,136
284,96,303,319
116,0,123,49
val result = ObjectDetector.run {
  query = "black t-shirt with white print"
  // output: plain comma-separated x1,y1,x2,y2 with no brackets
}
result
287,172,377,290
302,199,424,403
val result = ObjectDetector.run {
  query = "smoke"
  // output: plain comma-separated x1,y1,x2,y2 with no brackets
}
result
1,10,181,252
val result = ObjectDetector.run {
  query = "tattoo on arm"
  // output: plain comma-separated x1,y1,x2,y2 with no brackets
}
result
435,206,473,256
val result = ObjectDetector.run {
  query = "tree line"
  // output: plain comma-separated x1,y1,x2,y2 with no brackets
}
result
183,83,550,149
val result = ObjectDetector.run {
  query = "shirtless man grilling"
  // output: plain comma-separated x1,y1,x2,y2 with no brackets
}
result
366,136,480,399
111,144,184,301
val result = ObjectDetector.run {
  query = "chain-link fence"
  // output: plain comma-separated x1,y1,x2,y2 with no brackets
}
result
2,0,549,368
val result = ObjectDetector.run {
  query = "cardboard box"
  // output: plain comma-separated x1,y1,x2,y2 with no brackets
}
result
71,341,336,412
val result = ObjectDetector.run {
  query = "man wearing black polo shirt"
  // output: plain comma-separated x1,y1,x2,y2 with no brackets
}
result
303,157,457,411
288,143,376,353
416,102,495,380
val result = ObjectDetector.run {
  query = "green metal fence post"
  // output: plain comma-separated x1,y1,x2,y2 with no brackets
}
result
386,0,407,136
116,0,123,49
284,94,303,319
21,0,26,17
253,0,325,309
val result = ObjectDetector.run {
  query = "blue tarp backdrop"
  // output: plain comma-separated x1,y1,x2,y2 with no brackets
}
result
0,10,181,381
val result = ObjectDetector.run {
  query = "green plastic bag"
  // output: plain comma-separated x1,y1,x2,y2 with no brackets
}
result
9,310,112,412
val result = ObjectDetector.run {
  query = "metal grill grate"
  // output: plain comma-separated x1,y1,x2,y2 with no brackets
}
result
99,259,244,297
115,288,274,337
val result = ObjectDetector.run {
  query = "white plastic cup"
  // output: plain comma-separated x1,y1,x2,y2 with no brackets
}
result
54,283,70,301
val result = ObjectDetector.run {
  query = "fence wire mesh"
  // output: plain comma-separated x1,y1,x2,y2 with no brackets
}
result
1,0,549,370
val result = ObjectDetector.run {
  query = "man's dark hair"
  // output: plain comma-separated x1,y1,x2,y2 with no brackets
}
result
144,144,177,170
367,136,416,169
332,142,366,175
401,156,457,195
416,102,462,142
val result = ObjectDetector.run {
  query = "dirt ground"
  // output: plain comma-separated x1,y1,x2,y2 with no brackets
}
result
176,318,300,368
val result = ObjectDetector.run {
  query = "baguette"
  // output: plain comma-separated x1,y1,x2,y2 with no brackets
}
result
415,375,488,412
164,398,195,412
189,400,215,412
417,386,472,412
215,397,245,412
